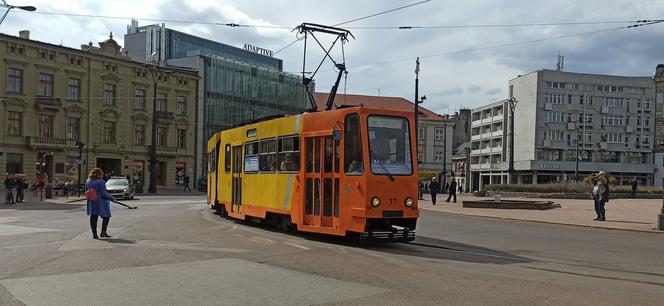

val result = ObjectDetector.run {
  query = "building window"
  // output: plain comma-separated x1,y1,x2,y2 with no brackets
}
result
157,127,168,146
601,115,624,126
602,97,625,108
176,96,186,115
157,93,167,111
544,130,564,141
67,117,80,140
177,129,186,148
7,68,23,93
601,133,623,143
6,153,22,174
135,124,145,145
417,127,424,140
134,89,146,110
545,93,565,104
103,83,116,105
434,128,444,140
545,112,564,123
37,73,54,97
102,121,116,144
546,82,565,89
67,78,81,101
7,111,22,136
38,114,54,138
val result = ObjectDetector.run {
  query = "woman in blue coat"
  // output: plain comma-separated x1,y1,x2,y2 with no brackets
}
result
86,168,115,239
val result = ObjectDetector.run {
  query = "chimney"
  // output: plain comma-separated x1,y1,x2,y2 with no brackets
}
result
18,30,30,39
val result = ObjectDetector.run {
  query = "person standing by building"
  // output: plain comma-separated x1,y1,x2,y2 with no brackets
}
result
183,175,192,192
4,174,15,205
446,179,457,203
15,175,25,203
630,178,637,199
418,181,424,200
429,176,440,205
86,168,115,239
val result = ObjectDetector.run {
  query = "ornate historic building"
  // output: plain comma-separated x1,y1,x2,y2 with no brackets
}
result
0,30,198,190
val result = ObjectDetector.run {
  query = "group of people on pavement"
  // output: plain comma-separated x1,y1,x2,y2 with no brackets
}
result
419,176,459,205
4,174,28,204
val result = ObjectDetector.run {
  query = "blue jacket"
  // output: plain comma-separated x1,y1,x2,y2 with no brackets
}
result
86,179,114,217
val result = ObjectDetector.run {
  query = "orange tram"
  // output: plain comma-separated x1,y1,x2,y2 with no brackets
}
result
207,106,419,241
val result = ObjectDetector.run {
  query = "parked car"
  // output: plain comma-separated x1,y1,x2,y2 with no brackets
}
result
105,177,135,200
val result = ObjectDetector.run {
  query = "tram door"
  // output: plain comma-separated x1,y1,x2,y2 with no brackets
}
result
231,145,242,213
304,136,340,227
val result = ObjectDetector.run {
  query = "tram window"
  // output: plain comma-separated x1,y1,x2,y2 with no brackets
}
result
209,150,216,172
244,141,259,173
259,138,277,172
368,115,413,175
344,113,364,174
324,137,333,173
278,136,300,172
224,144,231,173
306,138,313,173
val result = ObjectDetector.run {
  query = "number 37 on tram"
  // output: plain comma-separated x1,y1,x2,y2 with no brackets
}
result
207,106,419,241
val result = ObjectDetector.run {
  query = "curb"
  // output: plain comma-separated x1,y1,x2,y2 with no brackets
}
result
421,207,664,234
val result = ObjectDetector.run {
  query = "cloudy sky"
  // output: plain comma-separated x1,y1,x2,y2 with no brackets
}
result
4,0,664,114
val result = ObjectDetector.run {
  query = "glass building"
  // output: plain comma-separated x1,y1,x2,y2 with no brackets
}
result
124,21,311,182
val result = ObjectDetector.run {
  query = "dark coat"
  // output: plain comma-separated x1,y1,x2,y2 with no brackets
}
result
86,179,115,217
429,181,440,194
448,181,457,194
4,178,14,188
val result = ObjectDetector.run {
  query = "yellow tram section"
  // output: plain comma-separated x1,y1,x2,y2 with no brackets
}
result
207,133,221,208
218,115,303,218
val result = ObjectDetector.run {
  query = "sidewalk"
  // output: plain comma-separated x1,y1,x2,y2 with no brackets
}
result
420,194,664,233
10,187,205,205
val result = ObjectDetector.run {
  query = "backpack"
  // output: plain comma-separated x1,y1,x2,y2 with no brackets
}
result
85,184,98,201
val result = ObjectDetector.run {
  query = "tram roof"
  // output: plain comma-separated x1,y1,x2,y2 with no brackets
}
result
314,92,449,121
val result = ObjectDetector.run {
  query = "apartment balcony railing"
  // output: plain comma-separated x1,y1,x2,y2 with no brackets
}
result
156,111,175,121
28,136,66,148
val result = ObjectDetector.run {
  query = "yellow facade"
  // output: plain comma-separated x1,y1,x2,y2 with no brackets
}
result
0,31,198,189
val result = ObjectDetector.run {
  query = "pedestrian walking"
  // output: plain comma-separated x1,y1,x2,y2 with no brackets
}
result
4,174,15,205
15,175,25,203
592,171,610,221
418,181,424,200
429,176,440,205
630,178,637,199
446,179,457,203
86,168,115,239
183,175,192,192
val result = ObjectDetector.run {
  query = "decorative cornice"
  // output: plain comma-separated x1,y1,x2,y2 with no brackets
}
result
64,104,86,114
3,58,29,67
100,72,122,82
132,113,150,122
131,80,151,88
157,85,171,92
175,117,190,126
65,69,86,77
99,107,120,119
2,96,28,108
174,89,190,96
34,64,60,72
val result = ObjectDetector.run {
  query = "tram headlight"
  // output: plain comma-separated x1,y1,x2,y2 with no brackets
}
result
404,197,414,207
371,197,381,207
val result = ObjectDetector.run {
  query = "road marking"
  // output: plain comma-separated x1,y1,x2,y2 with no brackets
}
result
1,258,387,306
285,242,311,250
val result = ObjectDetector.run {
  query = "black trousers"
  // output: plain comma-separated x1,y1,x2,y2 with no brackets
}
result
446,192,457,203
430,193,437,204
183,184,192,192
90,215,110,234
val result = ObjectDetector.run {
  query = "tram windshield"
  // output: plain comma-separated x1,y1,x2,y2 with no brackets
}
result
367,116,413,175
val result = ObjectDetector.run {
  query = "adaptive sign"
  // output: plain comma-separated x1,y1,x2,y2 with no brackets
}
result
244,44,273,57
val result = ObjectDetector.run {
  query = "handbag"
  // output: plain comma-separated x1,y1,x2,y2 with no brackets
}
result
85,185,98,201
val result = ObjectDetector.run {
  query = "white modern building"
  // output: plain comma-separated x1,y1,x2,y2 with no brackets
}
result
470,69,656,191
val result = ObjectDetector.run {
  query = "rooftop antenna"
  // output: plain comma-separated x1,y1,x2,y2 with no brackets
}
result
294,23,354,111
556,53,564,71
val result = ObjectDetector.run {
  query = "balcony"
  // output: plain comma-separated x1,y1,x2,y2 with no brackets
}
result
28,136,66,148
156,111,175,121
34,97,63,109
148,145,179,156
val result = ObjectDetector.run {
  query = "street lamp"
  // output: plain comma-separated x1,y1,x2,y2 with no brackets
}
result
76,140,84,196
507,97,518,184
0,1,36,26
414,57,421,161
465,146,471,193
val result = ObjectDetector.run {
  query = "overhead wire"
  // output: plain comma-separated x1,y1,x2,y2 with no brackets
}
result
273,0,431,55
347,20,664,71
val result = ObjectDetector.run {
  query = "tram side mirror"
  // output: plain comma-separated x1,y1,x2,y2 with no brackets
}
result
332,130,341,141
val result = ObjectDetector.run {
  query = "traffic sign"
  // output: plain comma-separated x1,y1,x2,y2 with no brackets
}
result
73,159,85,165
